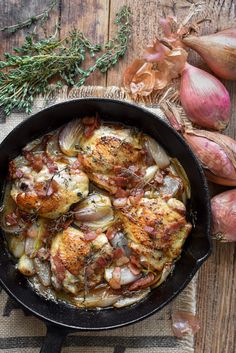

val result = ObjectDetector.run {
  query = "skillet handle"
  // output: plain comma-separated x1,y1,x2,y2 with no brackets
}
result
40,324,69,353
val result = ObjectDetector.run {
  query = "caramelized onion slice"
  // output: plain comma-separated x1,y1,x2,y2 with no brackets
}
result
153,263,174,288
114,289,150,308
17,254,35,276
110,231,130,256
74,287,121,308
8,235,25,258
74,194,114,231
23,135,48,153
0,183,25,234
33,258,51,287
171,158,191,200
46,134,66,160
143,165,159,185
146,137,170,169
75,194,112,221
59,119,83,156
105,267,141,286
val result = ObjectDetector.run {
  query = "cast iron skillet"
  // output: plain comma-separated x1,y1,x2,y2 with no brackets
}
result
0,99,211,352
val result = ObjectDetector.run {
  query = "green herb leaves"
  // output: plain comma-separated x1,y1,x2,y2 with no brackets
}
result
0,6,132,116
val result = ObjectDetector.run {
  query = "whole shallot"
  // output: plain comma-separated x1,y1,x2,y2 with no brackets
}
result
180,63,231,131
211,189,236,242
184,130,236,186
182,28,236,80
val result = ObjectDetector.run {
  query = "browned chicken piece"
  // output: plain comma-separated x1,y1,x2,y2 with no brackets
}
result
79,123,146,194
117,197,192,272
10,161,89,219
50,227,113,294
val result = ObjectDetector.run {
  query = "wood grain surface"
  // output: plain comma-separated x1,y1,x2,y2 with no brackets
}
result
0,1,235,353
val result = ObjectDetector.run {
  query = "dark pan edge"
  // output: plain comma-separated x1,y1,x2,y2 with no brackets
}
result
0,98,212,330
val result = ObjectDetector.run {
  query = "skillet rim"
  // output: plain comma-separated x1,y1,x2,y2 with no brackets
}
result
0,98,212,330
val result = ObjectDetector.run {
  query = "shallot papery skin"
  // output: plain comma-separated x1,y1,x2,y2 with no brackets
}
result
211,189,236,242
184,130,236,186
180,63,231,131
182,28,236,80
172,311,200,338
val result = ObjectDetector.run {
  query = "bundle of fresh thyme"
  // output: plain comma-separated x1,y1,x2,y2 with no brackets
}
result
0,5,132,116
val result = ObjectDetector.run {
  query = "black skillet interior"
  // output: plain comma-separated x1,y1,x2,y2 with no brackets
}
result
0,98,211,331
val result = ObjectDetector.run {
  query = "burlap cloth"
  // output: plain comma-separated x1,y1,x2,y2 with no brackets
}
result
0,86,197,353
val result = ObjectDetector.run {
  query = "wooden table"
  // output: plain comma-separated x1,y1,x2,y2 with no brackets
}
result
0,1,235,353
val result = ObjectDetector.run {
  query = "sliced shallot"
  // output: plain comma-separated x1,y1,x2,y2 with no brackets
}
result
59,119,83,156
146,137,170,169
105,266,141,286
33,258,51,287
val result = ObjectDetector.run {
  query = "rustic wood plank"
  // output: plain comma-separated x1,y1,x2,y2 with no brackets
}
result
0,0,59,57
196,242,236,353
107,2,236,353
59,0,109,85
0,2,235,353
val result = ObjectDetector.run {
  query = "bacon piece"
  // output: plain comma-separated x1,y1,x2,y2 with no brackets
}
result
95,257,108,267
112,176,129,187
5,212,18,226
62,218,73,230
24,151,44,172
9,161,24,179
109,267,121,289
115,188,129,198
52,254,66,283
113,165,123,174
154,171,164,184
83,115,101,138
34,180,59,198
144,225,155,234
128,263,141,275
128,272,155,291
128,255,142,275
46,156,58,173
84,231,98,241
113,247,125,259
116,255,129,266
130,255,141,268
24,151,58,173
106,227,116,240
46,180,59,196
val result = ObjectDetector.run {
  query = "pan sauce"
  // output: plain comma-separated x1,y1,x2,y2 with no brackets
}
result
1,116,192,308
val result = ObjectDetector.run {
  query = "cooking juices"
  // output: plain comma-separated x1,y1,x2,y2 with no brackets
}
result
1,116,191,308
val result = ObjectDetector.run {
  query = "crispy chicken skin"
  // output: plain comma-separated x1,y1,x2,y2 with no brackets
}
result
10,162,89,219
51,227,90,275
50,227,113,293
79,124,145,193
5,118,193,307
117,197,192,271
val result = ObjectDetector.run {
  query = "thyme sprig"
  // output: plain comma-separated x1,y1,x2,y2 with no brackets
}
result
0,0,58,34
0,6,132,116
